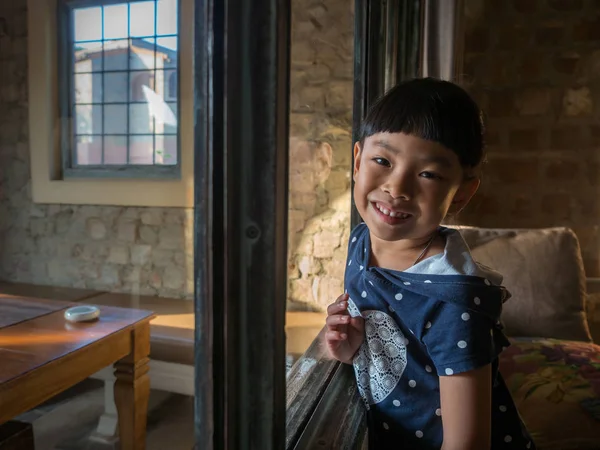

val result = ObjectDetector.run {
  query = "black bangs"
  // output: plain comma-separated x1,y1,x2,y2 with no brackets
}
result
359,78,485,168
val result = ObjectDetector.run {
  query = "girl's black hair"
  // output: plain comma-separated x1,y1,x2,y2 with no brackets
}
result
359,77,485,168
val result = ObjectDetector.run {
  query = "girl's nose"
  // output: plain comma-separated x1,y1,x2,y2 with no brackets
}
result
382,173,413,200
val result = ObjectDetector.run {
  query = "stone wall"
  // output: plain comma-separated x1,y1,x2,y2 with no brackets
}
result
459,0,600,279
286,0,354,311
0,2,193,299
0,0,354,305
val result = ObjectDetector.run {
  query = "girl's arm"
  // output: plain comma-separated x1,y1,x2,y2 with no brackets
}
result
439,363,492,450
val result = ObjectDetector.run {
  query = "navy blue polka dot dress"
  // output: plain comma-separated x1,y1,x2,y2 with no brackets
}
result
344,223,536,450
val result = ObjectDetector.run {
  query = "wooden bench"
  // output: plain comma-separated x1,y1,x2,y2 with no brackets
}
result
0,281,328,443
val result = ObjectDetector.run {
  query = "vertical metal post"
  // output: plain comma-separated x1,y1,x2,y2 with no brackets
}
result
193,0,290,448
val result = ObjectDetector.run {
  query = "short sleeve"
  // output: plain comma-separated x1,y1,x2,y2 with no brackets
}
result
421,301,505,377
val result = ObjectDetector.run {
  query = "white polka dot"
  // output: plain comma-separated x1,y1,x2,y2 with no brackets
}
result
461,312,470,321
425,365,432,373
457,340,467,349
415,430,423,438
348,260,352,266
435,408,441,416
393,399,401,407
425,321,432,329
485,279,491,285
424,280,432,283
395,293,403,300
499,405,507,412
445,368,454,375
352,236,357,243
474,297,481,305
408,380,416,387
361,291,367,298
383,422,389,430
504,435,512,443
359,265,364,270
403,281,411,285
368,280,374,286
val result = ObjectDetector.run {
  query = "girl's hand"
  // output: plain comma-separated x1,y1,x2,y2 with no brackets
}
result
324,293,365,364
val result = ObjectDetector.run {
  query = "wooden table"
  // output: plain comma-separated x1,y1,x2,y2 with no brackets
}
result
0,294,154,450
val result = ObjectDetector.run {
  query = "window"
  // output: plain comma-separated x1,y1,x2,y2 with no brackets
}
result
60,0,179,177
27,0,193,207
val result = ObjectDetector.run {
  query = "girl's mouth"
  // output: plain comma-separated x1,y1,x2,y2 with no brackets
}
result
372,202,413,224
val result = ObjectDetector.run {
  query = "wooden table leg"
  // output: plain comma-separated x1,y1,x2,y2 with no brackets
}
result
114,321,151,450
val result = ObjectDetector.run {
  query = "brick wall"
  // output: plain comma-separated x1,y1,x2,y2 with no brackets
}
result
460,0,600,278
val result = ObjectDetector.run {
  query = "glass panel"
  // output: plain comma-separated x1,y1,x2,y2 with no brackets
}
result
104,104,127,134
129,1,156,37
104,135,128,164
74,42,103,73
163,101,178,134
129,135,154,164
103,39,131,71
3,2,191,446
157,0,178,36
75,135,102,164
73,7,102,42
75,104,102,135
156,37,177,71
165,70,177,100
129,103,154,134
103,4,129,40
103,71,129,103
129,70,155,102
74,72,101,103
286,1,354,372
130,38,156,71
155,135,177,165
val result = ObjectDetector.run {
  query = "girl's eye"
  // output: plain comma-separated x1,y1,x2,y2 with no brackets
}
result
373,157,391,167
420,171,442,180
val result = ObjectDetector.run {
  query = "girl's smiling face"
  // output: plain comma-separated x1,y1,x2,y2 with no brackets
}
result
353,132,479,243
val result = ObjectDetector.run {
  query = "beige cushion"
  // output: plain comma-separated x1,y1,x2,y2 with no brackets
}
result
88,293,195,366
455,227,592,342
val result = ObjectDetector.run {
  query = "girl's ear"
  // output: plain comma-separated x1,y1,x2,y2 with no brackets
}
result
353,142,362,181
448,177,480,216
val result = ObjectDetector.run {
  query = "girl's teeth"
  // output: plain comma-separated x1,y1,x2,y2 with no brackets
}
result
377,204,409,219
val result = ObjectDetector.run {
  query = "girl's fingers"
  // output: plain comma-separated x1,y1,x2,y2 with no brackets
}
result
325,330,347,341
326,314,350,327
327,298,349,316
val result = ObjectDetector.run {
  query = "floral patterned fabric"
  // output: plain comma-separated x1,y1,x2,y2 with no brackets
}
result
499,338,600,450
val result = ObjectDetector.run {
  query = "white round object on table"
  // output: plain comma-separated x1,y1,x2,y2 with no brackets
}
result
64,305,101,323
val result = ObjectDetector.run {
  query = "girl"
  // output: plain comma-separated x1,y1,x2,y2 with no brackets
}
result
324,78,535,450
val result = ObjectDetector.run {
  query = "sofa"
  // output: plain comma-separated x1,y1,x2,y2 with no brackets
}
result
454,226,600,450
286,226,600,450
